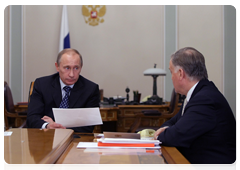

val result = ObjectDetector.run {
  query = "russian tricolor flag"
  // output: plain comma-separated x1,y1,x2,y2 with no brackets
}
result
59,5,70,52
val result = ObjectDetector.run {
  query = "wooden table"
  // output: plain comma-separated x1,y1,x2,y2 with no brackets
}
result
4,129,189,164
4,128,73,164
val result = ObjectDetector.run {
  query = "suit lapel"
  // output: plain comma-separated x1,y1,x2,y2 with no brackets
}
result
190,79,209,100
52,75,62,107
69,75,84,108
180,79,208,117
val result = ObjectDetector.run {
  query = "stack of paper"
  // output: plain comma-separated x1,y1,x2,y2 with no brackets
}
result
97,138,160,147
76,138,161,149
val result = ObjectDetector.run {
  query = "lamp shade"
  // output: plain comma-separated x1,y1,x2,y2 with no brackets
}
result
143,68,166,76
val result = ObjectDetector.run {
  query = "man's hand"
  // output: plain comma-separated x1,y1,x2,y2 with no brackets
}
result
41,116,54,123
41,116,66,129
154,126,168,140
46,122,66,129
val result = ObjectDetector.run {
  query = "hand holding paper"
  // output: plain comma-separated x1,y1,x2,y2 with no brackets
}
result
53,107,103,128
41,116,54,123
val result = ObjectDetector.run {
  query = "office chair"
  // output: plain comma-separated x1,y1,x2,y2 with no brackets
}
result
4,81,28,130
28,81,34,103
129,89,180,133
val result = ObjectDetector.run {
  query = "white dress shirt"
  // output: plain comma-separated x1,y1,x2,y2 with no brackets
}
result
41,78,75,129
181,81,199,116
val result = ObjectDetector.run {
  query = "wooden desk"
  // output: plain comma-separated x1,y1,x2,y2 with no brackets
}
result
56,133,190,164
15,104,177,133
16,104,119,121
5,129,189,164
4,128,73,164
14,105,119,133
95,105,173,133
94,107,119,132
117,105,172,132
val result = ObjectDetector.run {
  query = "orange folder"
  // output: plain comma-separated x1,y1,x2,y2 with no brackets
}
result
97,142,155,147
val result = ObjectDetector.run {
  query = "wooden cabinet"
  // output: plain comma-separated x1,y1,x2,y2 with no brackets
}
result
100,107,118,121
94,105,176,133
117,105,170,132
117,105,169,117
94,107,118,133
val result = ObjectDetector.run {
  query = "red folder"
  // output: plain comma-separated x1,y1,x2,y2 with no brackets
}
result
97,142,155,147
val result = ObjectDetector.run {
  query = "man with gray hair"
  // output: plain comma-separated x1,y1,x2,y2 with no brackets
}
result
154,47,236,164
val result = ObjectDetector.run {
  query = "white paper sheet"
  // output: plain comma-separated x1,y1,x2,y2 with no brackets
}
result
4,131,13,136
84,148,147,153
53,107,103,128
97,138,161,145
77,142,161,149
83,148,161,155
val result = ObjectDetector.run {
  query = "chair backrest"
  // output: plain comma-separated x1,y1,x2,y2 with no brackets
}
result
28,81,35,103
168,88,179,114
4,81,15,113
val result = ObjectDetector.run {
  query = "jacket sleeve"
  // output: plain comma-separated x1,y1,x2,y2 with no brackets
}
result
158,95,216,148
26,79,46,128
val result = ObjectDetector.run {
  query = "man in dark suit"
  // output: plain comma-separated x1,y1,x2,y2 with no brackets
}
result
154,47,236,164
27,48,100,132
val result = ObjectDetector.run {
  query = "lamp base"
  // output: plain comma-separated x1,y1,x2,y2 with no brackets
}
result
147,95,162,105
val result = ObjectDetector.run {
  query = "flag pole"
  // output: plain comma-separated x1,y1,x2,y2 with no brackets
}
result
59,5,70,52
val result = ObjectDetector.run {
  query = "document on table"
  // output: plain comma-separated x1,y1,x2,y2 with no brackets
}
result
97,138,161,145
53,107,103,128
77,142,161,149
4,131,13,136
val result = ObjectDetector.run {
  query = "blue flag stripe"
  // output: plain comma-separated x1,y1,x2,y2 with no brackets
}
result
64,33,70,49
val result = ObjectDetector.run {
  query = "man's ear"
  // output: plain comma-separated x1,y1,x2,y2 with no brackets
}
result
55,62,59,72
178,68,184,80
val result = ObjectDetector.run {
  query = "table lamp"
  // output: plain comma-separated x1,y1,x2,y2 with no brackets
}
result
143,64,166,104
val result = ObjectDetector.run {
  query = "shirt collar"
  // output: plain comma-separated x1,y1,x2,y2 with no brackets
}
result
59,78,74,90
186,81,199,102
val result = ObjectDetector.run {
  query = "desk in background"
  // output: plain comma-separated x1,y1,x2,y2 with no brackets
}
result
16,104,178,133
4,128,189,164
117,105,172,132
94,107,119,132
95,104,178,133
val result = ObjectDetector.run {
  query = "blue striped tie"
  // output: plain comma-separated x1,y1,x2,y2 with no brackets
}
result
59,86,72,108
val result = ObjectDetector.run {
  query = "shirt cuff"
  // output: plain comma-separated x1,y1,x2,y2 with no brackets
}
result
42,122,49,129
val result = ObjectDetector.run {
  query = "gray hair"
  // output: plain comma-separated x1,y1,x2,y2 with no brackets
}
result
171,47,208,81
56,48,83,67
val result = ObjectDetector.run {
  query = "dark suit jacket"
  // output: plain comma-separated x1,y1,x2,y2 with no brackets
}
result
158,79,236,164
27,73,100,133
